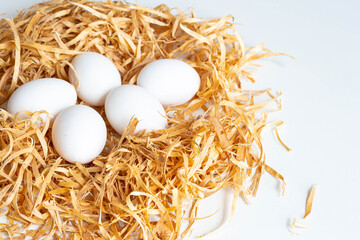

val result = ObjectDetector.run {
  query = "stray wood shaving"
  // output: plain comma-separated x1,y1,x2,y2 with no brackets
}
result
304,185,316,219
289,185,317,235
289,217,308,235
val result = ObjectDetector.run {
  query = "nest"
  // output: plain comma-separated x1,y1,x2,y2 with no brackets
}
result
0,0,288,239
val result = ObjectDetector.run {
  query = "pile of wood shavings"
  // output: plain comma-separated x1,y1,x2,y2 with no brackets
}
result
0,0,288,239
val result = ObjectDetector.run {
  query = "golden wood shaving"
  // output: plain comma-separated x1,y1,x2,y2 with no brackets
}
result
289,185,317,234
0,0,287,239
274,121,292,152
304,185,316,219
264,164,286,196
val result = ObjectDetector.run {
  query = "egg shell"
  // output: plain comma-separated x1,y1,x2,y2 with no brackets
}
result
137,59,201,106
7,78,77,121
52,105,107,164
105,85,167,134
69,52,121,106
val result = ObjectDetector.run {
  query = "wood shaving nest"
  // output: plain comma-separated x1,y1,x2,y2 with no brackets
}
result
0,0,288,239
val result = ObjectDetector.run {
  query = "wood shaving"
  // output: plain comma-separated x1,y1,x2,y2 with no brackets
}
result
0,0,287,239
289,217,308,235
289,185,317,234
304,185,316,219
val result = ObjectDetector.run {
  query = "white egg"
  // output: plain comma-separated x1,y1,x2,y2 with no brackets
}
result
105,85,167,134
69,52,121,106
137,59,200,106
52,105,107,164
7,78,77,121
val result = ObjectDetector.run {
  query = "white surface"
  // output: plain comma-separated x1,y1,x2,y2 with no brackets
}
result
1,0,360,239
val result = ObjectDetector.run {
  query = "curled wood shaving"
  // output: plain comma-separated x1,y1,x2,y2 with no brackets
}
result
264,164,286,196
274,121,292,152
0,0,288,239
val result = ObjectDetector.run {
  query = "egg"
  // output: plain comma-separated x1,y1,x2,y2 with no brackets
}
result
69,52,121,106
52,105,107,164
137,59,200,106
105,85,167,134
7,78,77,121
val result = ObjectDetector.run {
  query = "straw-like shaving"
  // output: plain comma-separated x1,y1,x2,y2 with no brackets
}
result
289,217,308,235
0,0,287,239
304,185,316,219
289,185,317,234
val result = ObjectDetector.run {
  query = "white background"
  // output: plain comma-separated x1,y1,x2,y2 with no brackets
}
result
1,0,360,239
